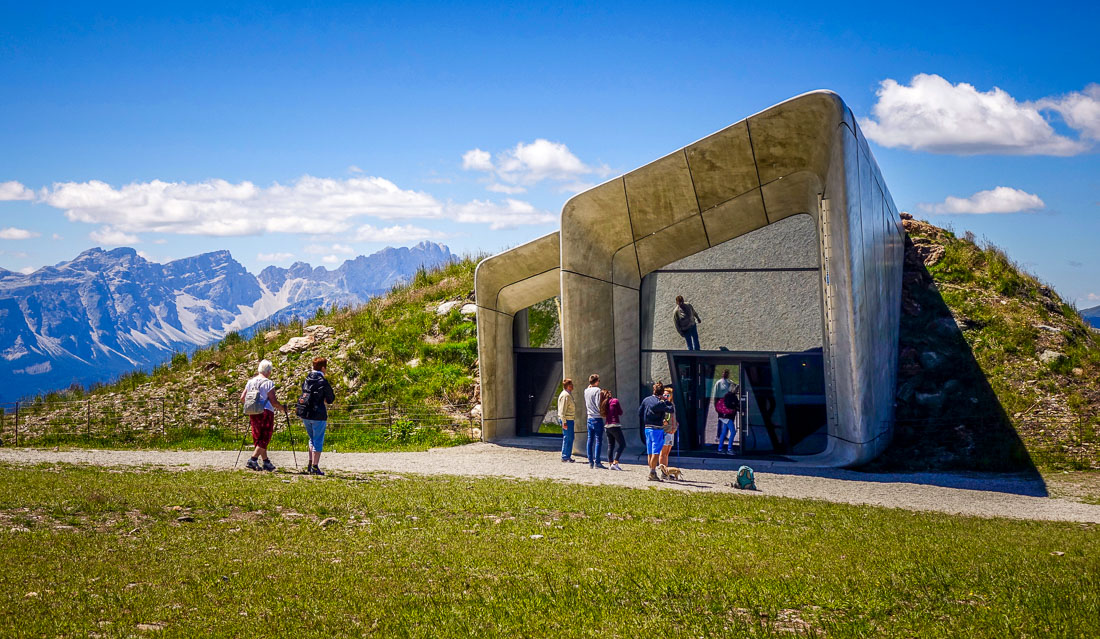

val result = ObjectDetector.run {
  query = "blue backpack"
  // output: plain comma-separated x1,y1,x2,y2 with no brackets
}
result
735,465,756,490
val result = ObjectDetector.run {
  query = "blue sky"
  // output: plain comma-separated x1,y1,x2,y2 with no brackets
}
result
1,2,1098,304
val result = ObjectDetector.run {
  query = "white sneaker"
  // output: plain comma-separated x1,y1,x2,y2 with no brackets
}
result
611,462,622,471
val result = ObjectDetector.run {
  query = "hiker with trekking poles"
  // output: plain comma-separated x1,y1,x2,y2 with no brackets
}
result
240,359,289,471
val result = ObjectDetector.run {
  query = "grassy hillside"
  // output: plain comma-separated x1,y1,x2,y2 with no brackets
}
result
875,216,1100,472
5,221,1099,473
3,258,481,450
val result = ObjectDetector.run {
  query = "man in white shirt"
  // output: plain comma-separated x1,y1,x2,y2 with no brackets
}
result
583,374,607,469
556,378,576,463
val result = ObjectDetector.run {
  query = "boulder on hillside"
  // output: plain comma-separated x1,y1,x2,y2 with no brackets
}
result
303,325,336,340
279,335,316,354
460,303,477,317
436,301,462,315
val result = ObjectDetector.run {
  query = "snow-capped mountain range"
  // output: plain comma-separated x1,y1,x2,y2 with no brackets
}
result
0,242,454,402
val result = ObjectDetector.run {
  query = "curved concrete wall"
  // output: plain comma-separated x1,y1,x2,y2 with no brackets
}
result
474,232,560,441
476,90,904,467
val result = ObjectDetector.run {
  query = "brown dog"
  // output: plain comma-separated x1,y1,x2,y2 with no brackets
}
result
658,464,684,481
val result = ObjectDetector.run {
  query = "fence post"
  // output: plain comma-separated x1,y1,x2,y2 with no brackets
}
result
387,401,394,439
14,401,19,447
86,399,91,437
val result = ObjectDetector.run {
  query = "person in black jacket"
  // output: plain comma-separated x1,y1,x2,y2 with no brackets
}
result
299,357,336,475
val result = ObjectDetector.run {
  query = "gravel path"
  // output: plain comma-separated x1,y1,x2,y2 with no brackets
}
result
2,443,1099,523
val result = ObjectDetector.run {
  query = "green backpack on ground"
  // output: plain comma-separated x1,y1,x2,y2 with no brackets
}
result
735,465,756,490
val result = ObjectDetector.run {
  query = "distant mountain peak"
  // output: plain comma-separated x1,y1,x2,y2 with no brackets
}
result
0,241,453,401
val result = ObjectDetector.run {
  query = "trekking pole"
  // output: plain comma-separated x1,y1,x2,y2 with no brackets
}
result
234,405,250,469
283,410,298,471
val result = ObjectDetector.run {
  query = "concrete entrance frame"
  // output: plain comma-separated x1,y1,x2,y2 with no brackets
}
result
475,91,904,467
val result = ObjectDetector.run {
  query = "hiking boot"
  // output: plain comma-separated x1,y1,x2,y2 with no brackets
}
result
302,464,313,475
648,471,662,482
310,466,325,476
562,458,575,463
262,459,276,472
595,463,608,469
245,458,261,471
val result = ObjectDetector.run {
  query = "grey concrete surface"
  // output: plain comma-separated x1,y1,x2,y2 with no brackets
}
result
2,445,1098,523
477,91,905,467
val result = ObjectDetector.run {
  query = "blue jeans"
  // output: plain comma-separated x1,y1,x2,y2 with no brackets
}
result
683,325,700,350
302,418,327,453
717,418,735,451
586,417,605,466
560,419,575,460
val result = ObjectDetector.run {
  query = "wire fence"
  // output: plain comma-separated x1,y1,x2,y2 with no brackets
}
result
0,396,479,451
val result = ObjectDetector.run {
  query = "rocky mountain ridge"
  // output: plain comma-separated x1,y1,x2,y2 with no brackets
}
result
1082,304,1100,329
0,242,454,401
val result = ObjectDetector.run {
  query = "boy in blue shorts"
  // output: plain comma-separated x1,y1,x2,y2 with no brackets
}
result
638,383,675,482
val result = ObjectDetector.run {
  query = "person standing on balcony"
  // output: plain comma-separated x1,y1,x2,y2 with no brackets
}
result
556,378,576,463
674,295,702,351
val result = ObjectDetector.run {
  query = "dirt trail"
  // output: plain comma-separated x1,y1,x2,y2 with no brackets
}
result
2,443,1098,523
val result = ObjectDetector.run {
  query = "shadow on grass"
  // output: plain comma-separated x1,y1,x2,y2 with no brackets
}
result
859,233,1045,495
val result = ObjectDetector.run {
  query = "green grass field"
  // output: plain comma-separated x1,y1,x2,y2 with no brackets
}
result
1,465,1097,638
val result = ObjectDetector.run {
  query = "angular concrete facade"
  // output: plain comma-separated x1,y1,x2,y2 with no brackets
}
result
475,91,904,466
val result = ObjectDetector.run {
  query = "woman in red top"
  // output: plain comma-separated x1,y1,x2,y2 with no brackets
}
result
600,389,626,470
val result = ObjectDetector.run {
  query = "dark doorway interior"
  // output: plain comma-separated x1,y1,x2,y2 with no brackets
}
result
665,350,827,456
514,348,563,437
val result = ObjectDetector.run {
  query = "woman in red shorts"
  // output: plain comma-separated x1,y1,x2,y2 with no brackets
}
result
240,359,287,471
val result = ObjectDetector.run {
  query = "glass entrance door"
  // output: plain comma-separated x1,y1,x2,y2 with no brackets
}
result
666,351,825,456
669,355,747,452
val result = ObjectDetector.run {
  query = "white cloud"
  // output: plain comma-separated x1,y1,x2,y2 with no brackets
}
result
321,254,341,264
51,233,63,240
461,149,493,172
18,266,35,275
497,139,593,185
348,165,364,174
861,74,1090,155
305,243,355,255
0,227,40,240
257,252,295,263
41,176,443,237
89,226,140,245
24,172,554,240
446,199,556,230
351,224,446,243
462,139,609,190
486,183,528,194
1036,83,1100,142
918,187,1045,215
1085,292,1100,302
0,181,34,201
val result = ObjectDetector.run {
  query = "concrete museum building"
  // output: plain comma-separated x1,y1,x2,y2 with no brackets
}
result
474,91,904,467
